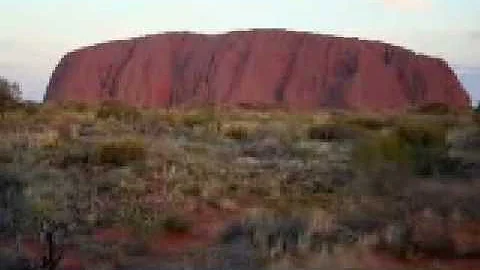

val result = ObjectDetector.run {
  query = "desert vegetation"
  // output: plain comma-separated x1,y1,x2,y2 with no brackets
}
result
0,79,479,269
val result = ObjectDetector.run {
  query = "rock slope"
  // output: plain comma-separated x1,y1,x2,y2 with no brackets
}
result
45,30,470,111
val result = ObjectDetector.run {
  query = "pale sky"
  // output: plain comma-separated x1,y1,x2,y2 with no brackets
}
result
0,0,479,103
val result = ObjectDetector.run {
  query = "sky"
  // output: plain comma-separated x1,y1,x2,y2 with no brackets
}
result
0,0,479,103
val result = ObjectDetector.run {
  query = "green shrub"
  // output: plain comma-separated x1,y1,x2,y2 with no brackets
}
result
353,133,410,171
354,121,449,178
475,102,480,114
353,133,412,197
396,122,447,148
96,139,146,166
0,77,21,117
399,123,448,175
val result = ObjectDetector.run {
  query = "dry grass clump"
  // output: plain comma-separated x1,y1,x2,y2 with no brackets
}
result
412,102,452,115
341,115,393,131
96,101,141,122
224,125,250,140
181,109,217,128
64,101,91,112
95,139,146,166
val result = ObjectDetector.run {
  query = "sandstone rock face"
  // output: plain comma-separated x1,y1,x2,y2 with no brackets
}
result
45,30,470,111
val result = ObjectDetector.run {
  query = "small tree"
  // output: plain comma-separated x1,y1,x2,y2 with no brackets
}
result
0,76,21,117
475,101,480,114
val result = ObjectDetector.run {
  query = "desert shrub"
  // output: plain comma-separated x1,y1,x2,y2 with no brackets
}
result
95,139,146,166
343,115,392,131
474,103,480,125
25,104,61,125
58,143,92,167
18,101,41,116
224,126,249,140
132,112,170,136
0,251,34,270
160,112,181,127
474,114,480,126
162,214,192,233
55,120,80,142
0,76,21,117
181,109,217,128
118,205,163,236
122,239,150,256
450,127,480,154
352,133,411,196
116,200,189,236
0,170,33,235
242,136,289,159
0,145,15,163
307,124,357,141
474,101,480,113
354,120,450,178
60,100,90,113
19,165,83,226
358,164,412,197
396,121,446,148
396,122,448,176
182,115,205,128
96,101,140,122
77,241,119,261
413,102,451,115
222,210,310,259
353,133,410,172
338,208,387,236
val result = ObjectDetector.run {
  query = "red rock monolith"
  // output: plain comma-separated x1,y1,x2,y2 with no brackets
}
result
45,30,471,111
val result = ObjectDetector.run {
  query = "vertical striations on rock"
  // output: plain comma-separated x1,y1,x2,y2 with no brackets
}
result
44,30,471,111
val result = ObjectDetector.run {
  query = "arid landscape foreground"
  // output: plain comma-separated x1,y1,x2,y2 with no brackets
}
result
0,99,480,269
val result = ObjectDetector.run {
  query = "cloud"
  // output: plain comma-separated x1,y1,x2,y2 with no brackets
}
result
378,0,432,10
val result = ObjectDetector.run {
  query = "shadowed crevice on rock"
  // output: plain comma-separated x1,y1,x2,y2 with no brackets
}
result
45,30,471,111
